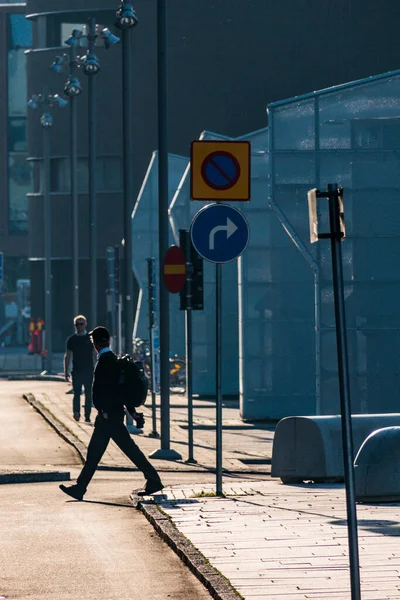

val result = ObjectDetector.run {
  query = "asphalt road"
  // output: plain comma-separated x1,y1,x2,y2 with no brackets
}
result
0,476,213,600
0,380,213,599
0,380,80,470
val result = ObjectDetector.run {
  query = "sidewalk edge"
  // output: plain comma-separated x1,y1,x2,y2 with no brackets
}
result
136,500,243,600
0,471,71,484
23,393,86,464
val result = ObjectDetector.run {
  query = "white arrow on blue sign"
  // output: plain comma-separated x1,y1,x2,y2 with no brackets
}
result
190,203,250,264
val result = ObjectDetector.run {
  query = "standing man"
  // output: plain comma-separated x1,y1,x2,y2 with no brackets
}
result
64,315,95,423
60,326,163,500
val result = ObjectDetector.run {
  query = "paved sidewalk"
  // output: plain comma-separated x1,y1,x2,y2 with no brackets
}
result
24,380,275,473
13,379,400,599
150,480,400,600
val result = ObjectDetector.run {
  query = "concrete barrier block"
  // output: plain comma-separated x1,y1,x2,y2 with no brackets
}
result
355,426,400,503
272,414,400,484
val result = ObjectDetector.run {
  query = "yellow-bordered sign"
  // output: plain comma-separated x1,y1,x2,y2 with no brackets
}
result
190,140,251,201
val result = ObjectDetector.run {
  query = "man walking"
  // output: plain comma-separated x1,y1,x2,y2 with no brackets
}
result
64,315,95,422
60,326,163,500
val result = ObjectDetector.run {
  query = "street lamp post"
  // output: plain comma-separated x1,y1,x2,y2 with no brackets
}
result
149,0,181,460
51,32,83,318
82,20,120,328
115,1,138,355
28,88,68,373
52,25,119,327
85,17,99,327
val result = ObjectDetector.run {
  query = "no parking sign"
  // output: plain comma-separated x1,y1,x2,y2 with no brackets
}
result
190,140,250,201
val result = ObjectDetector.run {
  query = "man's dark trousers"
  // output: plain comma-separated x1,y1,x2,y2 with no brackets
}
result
72,370,93,420
76,413,160,490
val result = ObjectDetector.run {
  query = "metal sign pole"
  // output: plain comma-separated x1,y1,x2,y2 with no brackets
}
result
147,257,159,438
327,183,361,600
115,245,122,355
216,262,223,496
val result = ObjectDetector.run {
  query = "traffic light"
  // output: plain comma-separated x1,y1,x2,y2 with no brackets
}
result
179,229,204,311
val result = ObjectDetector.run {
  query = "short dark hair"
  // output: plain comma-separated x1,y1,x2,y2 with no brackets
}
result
89,326,110,344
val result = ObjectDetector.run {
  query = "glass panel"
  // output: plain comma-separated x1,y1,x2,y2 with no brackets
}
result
50,157,122,192
7,15,32,234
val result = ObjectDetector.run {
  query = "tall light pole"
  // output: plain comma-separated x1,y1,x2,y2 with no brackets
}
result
115,1,138,354
82,21,120,328
28,89,68,373
150,0,181,460
50,33,83,318
84,18,100,327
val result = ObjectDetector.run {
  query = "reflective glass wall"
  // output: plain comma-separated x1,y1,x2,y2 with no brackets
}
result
7,13,32,233
266,71,400,419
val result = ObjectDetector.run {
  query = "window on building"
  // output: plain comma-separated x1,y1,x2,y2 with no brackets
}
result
7,14,32,233
60,23,88,47
49,157,123,193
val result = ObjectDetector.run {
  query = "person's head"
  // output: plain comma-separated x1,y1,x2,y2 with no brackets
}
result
89,326,110,352
74,315,87,333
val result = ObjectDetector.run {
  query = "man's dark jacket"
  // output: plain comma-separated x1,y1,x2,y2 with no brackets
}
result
92,350,124,417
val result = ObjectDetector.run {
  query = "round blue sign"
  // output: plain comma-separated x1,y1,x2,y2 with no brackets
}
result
190,203,250,264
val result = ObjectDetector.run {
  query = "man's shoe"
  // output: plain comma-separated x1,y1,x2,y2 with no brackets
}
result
137,479,164,497
73,413,80,421
85,417,91,423
59,484,85,501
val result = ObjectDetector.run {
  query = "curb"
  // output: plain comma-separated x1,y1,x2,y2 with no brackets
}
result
23,392,87,464
7,374,64,381
0,471,70,484
135,499,243,600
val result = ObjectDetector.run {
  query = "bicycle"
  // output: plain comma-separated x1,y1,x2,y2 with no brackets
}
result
132,337,186,391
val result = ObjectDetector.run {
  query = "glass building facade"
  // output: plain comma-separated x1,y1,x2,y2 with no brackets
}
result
132,70,400,419
7,13,32,233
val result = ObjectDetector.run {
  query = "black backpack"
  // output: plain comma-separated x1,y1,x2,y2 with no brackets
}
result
116,355,148,413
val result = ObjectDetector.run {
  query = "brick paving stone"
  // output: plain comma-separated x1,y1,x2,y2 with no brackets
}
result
155,480,400,600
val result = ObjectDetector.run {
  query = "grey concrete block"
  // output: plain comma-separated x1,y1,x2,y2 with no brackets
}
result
355,426,400,503
271,414,400,484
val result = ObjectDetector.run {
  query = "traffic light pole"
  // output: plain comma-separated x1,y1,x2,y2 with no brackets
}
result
147,257,159,438
180,229,195,463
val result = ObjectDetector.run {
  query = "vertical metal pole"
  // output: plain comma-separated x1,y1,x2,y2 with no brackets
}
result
158,0,170,449
70,45,79,317
328,183,361,600
147,258,159,438
106,247,116,343
181,229,195,463
152,0,181,460
115,245,122,354
43,115,52,373
122,25,134,355
88,17,97,327
216,262,223,495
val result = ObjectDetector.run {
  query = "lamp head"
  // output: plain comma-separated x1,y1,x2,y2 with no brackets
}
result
64,28,83,47
51,94,68,109
83,52,100,75
101,28,120,49
27,98,38,109
40,112,53,128
64,76,82,97
50,55,65,74
115,2,138,29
